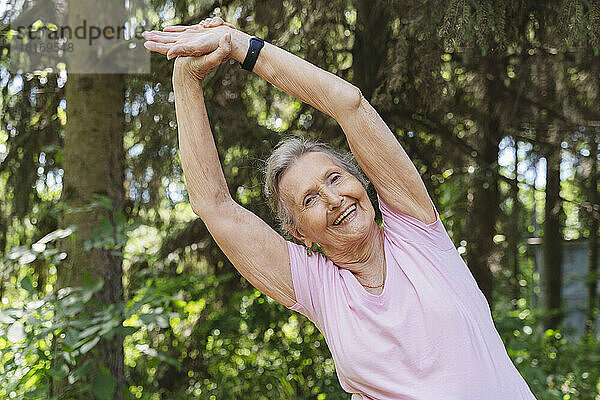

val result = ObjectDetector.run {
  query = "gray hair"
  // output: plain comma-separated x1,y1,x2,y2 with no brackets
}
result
263,136,369,233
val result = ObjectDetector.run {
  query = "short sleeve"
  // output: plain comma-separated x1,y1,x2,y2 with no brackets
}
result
285,241,332,326
377,193,455,251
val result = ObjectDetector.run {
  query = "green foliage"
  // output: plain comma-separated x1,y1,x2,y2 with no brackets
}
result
0,228,180,399
1,0,599,399
495,298,600,399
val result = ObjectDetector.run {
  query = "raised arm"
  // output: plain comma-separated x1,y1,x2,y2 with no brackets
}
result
225,27,436,223
144,18,436,225
145,22,360,120
169,36,296,308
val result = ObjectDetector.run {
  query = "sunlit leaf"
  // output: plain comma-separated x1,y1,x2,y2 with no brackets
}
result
37,227,75,245
78,325,102,339
25,300,45,310
7,321,26,343
18,252,37,265
79,336,100,354
0,310,16,324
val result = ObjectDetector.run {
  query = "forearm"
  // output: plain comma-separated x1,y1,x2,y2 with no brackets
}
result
172,70,231,216
227,28,361,119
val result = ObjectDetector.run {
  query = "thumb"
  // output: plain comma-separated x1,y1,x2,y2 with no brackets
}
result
217,32,232,59
203,32,232,66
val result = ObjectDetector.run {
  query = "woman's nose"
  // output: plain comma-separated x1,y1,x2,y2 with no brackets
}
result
322,189,343,210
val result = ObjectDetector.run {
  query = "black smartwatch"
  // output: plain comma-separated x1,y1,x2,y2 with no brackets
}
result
241,37,265,71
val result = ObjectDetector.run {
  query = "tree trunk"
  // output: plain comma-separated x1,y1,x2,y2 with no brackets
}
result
541,126,564,329
466,137,498,309
585,132,599,334
352,0,392,101
56,72,126,399
509,137,522,305
54,0,127,393
466,56,502,310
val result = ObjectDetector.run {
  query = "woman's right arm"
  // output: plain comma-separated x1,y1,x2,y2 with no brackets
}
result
172,48,296,308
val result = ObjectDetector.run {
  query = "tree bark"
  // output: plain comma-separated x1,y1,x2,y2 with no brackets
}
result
54,0,127,394
466,55,502,310
352,0,392,101
56,72,126,399
541,125,564,329
509,137,522,305
466,139,498,309
585,132,599,334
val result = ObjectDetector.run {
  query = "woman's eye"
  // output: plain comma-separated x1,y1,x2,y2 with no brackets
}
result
331,174,341,183
304,196,315,206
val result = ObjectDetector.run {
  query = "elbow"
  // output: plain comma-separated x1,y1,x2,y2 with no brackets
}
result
349,85,364,110
326,83,363,117
330,85,363,120
337,85,363,116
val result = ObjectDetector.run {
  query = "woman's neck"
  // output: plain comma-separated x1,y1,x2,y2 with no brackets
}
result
322,223,386,285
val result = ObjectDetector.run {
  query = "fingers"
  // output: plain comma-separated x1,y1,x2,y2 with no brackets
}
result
143,41,172,55
201,17,222,27
166,42,211,60
162,25,188,32
166,43,191,60
163,17,236,32
142,31,181,43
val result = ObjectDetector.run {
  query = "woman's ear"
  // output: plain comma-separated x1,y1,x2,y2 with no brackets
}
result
287,225,304,242
288,225,311,247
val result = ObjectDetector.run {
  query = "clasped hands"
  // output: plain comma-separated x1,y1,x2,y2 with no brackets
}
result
142,17,237,80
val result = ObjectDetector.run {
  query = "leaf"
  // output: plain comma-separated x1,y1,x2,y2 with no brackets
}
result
21,276,34,292
90,194,113,210
83,272,104,294
138,313,170,328
37,227,75,245
135,345,180,369
79,325,103,340
69,359,94,383
91,366,116,400
79,336,100,354
63,328,81,350
49,363,69,379
7,321,26,343
0,310,16,324
18,252,37,265
25,299,45,311
114,326,137,336
115,210,126,227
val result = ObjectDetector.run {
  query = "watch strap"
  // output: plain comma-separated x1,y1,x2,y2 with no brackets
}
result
241,36,265,71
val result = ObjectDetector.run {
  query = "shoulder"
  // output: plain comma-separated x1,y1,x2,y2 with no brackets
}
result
378,192,438,226
377,194,455,251
287,241,337,282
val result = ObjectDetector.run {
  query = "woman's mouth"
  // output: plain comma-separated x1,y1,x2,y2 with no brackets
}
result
333,204,357,226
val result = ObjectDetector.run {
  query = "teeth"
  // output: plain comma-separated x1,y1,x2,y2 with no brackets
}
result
334,205,356,225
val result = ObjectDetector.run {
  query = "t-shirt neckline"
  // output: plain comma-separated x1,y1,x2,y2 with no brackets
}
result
341,239,391,302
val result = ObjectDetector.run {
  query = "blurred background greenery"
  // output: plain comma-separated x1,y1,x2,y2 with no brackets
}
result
1,0,599,399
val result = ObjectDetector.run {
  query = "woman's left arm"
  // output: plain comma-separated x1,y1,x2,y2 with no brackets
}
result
229,28,436,225
335,94,438,225
144,21,436,224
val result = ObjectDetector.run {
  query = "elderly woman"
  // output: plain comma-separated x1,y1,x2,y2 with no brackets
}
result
142,17,536,400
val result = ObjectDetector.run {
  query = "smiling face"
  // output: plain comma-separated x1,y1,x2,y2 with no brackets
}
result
278,151,377,252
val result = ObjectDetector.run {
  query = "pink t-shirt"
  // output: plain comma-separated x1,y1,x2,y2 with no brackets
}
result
286,194,537,400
